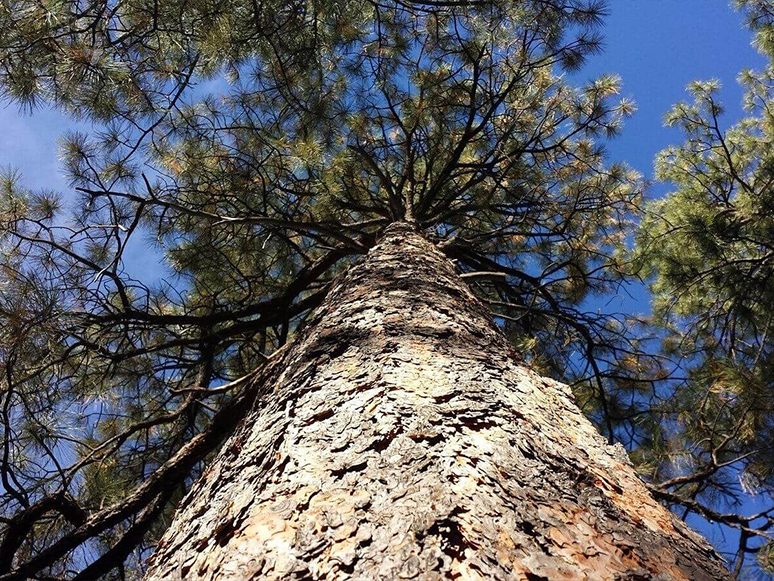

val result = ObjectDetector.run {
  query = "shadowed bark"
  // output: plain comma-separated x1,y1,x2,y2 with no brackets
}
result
144,222,731,581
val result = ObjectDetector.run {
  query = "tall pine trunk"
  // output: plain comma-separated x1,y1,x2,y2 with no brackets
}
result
144,223,730,581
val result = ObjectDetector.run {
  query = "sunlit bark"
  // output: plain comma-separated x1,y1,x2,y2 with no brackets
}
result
145,223,729,581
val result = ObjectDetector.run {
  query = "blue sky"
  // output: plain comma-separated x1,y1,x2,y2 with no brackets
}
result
585,0,766,190
1,0,769,573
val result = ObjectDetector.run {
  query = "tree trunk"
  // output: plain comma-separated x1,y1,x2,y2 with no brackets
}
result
144,223,730,581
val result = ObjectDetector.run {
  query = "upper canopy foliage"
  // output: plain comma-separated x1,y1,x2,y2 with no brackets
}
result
1,0,771,578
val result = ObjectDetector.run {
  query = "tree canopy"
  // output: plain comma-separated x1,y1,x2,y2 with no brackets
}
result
0,0,772,578
632,1,774,575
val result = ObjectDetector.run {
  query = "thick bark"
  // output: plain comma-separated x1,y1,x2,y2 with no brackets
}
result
144,223,730,581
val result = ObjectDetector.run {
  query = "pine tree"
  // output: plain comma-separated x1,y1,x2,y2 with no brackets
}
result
0,0,737,578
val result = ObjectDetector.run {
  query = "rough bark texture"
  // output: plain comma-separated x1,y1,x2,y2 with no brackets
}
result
144,223,731,581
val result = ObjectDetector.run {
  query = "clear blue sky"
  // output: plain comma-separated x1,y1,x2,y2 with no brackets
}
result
1,0,768,572
583,0,766,192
